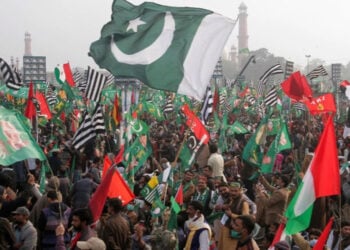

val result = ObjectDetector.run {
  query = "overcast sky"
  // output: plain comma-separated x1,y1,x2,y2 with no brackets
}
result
1,0,349,71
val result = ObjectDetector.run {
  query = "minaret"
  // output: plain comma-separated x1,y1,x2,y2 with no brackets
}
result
238,3,249,66
24,32,32,56
16,57,20,69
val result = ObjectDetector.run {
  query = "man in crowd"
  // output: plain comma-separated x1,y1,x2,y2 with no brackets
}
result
207,143,226,182
70,208,96,250
98,198,132,250
11,206,37,250
184,200,211,250
230,215,259,250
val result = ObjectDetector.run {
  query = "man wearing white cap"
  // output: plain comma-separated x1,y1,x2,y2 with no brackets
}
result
77,237,106,250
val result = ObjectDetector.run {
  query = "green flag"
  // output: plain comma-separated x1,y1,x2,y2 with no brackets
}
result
285,182,314,235
227,121,248,135
89,0,234,100
242,116,268,168
143,102,164,121
277,121,292,152
0,106,46,166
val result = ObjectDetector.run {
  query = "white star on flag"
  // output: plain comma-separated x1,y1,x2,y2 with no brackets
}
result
127,17,146,32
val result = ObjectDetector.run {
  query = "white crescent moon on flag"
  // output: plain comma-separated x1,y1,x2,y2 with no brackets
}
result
110,11,175,65
131,121,143,133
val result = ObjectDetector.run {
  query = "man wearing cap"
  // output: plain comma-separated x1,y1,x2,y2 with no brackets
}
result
11,206,37,250
218,182,249,250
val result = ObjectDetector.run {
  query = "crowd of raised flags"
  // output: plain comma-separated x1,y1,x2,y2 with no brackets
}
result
0,0,349,248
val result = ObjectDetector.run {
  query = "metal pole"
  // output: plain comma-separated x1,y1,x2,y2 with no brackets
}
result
233,55,255,87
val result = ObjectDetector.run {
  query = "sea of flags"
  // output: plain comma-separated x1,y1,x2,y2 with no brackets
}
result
0,0,347,239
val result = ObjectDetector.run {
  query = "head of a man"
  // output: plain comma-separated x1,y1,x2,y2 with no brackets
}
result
186,200,203,219
108,198,123,215
12,206,30,226
71,208,93,231
341,220,350,239
229,182,243,199
230,215,255,239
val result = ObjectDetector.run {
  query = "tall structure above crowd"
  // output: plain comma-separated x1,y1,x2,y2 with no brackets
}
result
238,2,249,67
22,32,47,84
24,32,32,56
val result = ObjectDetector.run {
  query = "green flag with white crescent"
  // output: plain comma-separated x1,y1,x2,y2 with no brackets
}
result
0,106,46,166
89,0,234,100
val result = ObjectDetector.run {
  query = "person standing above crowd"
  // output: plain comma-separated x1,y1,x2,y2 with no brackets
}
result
256,174,290,228
207,143,226,183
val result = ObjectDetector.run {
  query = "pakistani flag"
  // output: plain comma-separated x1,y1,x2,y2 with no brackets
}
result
0,106,46,166
227,121,248,135
89,0,234,100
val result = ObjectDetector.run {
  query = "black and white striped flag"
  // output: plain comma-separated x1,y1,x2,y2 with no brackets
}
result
284,61,294,79
73,69,86,92
105,73,115,86
0,57,23,90
264,86,277,107
246,94,256,105
72,104,105,151
200,86,213,125
256,64,283,97
85,66,107,102
46,85,57,106
292,102,306,111
306,65,328,80
163,95,174,117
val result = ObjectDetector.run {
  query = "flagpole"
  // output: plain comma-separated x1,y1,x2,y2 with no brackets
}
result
232,55,255,88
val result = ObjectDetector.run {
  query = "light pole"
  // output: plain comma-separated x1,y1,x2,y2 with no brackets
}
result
305,54,311,74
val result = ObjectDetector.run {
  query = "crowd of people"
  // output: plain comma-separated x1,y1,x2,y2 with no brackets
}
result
0,108,350,250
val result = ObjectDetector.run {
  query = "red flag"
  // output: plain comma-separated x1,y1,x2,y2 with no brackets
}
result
114,145,125,164
112,94,121,126
90,165,134,222
340,80,350,99
239,86,250,98
175,184,183,205
281,71,313,101
313,217,334,250
102,155,112,179
269,223,285,249
303,93,336,115
24,82,36,119
35,91,52,119
311,115,340,198
181,104,210,144
62,63,75,87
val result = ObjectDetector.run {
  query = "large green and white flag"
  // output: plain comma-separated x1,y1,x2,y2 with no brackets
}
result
89,0,234,100
0,106,46,166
